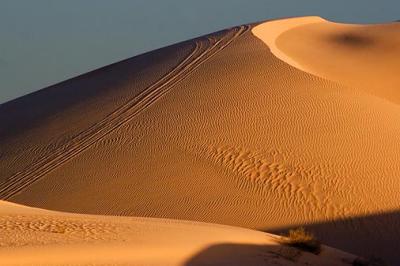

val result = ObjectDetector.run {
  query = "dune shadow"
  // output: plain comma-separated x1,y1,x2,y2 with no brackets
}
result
184,242,319,266
184,241,360,266
328,32,374,47
265,210,400,265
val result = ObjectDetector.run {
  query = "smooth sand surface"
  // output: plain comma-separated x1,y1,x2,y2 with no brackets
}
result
254,16,400,103
252,16,326,71
1,17,399,264
0,201,356,265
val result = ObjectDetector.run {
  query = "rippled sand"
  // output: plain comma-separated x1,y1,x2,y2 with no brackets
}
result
0,201,356,265
1,16,399,264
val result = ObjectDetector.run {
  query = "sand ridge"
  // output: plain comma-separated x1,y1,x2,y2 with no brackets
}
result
0,201,356,266
252,16,326,71
253,16,400,103
1,17,399,264
0,25,250,200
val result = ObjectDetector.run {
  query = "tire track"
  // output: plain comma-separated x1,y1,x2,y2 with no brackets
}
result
0,25,251,200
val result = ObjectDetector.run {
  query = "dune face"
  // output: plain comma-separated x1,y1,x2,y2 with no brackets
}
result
0,201,356,265
1,17,399,264
254,16,400,103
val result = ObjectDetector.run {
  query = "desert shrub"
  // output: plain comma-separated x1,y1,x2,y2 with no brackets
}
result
352,257,387,266
283,227,321,254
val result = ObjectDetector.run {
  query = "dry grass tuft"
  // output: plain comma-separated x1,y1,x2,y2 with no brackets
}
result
283,227,321,254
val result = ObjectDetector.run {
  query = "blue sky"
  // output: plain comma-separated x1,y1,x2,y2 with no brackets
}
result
1,0,399,103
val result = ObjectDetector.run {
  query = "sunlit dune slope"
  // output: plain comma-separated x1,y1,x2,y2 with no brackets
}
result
254,16,400,103
0,201,356,266
1,17,400,263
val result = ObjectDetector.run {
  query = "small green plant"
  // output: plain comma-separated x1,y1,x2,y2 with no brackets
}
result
352,257,387,266
283,227,321,254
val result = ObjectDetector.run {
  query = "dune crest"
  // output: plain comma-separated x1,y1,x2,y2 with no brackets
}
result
1,17,400,264
252,16,326,72
253,17,400,103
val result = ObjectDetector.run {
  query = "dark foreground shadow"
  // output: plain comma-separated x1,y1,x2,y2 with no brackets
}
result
184,242,355,266
185,243,274,266
266,210,400,265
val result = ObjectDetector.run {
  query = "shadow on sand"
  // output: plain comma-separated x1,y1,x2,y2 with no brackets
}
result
184,241,357,266
265,210,400,265
185,211,399,265
185,243,301,266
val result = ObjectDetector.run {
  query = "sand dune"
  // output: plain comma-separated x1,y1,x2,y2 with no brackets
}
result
254,16,400,103
0,201,356,265
1,16,399,264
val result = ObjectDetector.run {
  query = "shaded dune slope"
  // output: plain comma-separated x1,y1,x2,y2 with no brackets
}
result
0,25,249,198
1,18,399,263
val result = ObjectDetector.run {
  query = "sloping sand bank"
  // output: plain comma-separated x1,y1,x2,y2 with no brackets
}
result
1,17,399,263
253,16,400,103
0,201,356,266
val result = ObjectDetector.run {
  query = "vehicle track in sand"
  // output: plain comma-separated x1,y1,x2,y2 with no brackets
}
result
0,25,251,200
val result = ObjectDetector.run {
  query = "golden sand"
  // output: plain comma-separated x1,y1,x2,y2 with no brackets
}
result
1,16,399,264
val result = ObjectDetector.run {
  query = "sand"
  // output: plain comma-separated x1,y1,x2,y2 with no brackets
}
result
254,16,400,103
1,16,399,264
0,201,356,265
